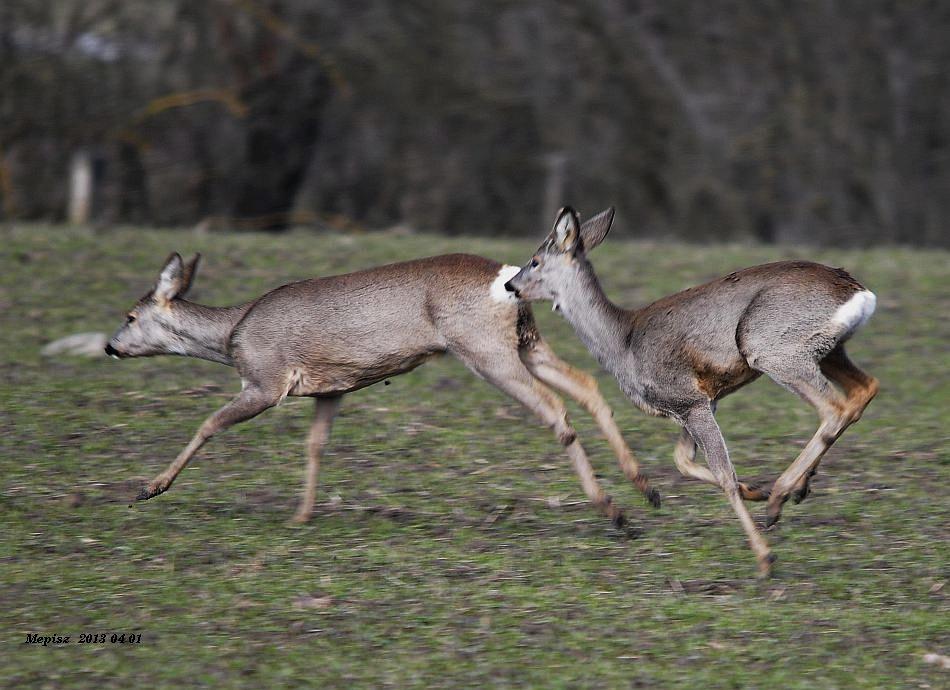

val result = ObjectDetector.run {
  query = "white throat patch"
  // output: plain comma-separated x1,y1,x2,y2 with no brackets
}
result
490,265,521,303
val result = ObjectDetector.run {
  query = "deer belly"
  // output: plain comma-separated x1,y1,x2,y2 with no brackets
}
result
283,350,443,396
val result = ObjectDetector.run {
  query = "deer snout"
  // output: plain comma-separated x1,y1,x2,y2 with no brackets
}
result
504,280,520,297
104,343,122,359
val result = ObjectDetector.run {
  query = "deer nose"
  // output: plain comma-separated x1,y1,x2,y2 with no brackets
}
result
105,343,120,358
504,280,519,296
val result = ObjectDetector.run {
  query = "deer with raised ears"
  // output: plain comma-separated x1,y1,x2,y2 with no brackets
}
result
105,250,661,526
505,207,879,576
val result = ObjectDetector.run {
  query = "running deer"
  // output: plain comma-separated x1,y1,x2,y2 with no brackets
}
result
505,207,879,575
105,251,660,525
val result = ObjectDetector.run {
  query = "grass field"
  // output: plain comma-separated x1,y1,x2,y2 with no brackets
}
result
1,223,947,688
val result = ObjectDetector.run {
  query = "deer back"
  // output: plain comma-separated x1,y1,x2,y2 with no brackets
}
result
229,254,524,394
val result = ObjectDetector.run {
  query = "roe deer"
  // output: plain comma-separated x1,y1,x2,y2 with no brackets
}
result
105,250,660,525
505,207,879,576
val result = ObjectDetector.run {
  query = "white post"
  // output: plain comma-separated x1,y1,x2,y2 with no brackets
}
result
68,150,93,225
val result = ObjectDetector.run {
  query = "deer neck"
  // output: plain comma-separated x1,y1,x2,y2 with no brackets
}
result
555,258,631,371
167,300,252,365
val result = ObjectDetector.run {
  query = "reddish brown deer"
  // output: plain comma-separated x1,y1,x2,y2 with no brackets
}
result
106,250,660,525
505,207,879,575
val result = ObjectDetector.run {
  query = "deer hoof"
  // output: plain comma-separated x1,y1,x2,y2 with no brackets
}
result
135,482,166,501
764,490,792,528
792,475,816,504
740,482,771,502
757,552,777,578
632,474,661,508
289,511,311,525
600,496,627,529
792,469,818,504
764,505,784,529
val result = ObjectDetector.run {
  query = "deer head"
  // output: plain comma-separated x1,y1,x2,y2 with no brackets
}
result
504,206,614,308
105,253,201,359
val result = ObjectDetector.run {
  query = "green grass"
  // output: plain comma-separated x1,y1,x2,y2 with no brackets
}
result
1,224,947,688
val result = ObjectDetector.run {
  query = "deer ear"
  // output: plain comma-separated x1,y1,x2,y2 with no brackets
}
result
179,253,201,297
154,252,185,304
579,207,614,251
552,207,581,252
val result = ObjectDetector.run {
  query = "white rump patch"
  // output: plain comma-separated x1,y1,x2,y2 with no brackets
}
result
832,290,876,333
490,265,521,303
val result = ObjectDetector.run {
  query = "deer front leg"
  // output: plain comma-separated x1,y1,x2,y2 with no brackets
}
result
520,338,660,508
561,434,627,528
673,429,770,501
520,385,626,528
291,395,342,524
462,349,626,528
684,405,774,577
136,386,277,502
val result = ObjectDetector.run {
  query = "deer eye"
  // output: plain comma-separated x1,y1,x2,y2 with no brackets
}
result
126,314,137,324
530,258,540,269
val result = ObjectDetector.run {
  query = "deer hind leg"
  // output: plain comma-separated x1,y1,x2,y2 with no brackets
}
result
684,403,774,576
674,427,770,501
520,337,660,508
460,348,626,528
820,344,879,427
291,395,343,524
785,344,878,504
137,384,279,503
762,347,875,527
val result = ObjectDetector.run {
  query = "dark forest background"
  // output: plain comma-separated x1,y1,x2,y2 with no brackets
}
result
2,1,948,245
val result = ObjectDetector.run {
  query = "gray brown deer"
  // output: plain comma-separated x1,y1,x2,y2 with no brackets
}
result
505,207,878,576
106,249,660,525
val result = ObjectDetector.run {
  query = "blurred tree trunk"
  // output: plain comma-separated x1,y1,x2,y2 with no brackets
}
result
231,57,331,230
117,140,149,223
